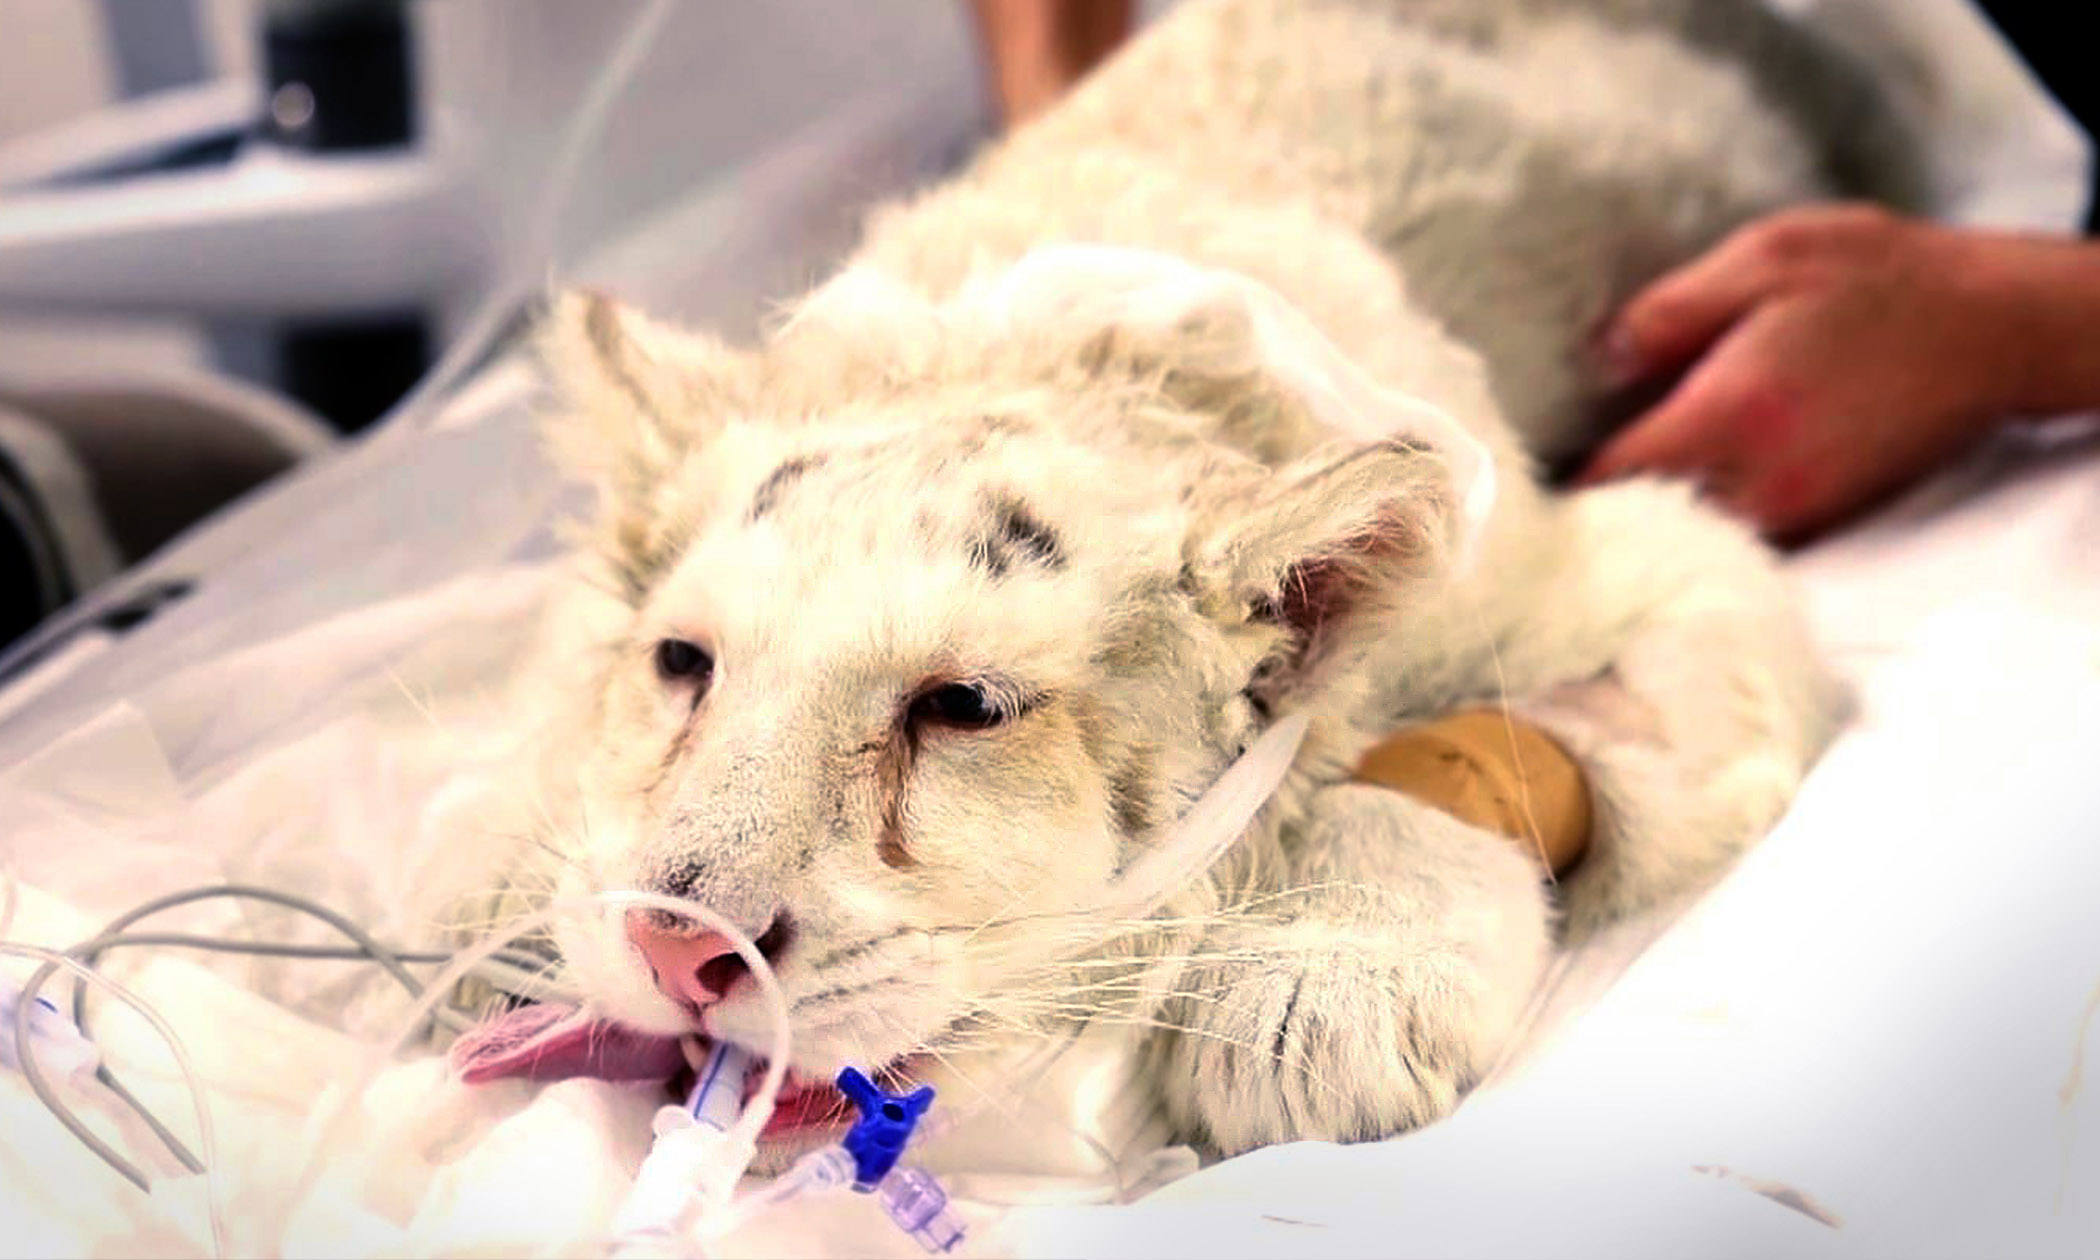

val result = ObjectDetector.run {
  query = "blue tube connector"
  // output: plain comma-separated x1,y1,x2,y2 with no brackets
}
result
836,1066,935,1189
834,1066,965,1253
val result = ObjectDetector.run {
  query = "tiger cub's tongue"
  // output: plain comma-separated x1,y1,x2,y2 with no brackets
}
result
449,1003,689,1085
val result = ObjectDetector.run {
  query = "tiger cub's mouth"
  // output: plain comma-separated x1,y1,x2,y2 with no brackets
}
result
449,1002,925,1138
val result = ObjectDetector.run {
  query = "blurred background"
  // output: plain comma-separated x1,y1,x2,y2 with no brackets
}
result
0,0,264,395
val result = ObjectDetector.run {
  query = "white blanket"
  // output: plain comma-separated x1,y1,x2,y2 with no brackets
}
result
2,2,2095,1257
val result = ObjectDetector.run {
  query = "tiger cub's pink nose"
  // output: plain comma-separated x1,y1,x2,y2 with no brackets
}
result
623,911,792,1009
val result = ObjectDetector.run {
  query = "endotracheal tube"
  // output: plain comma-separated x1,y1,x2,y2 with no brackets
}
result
604,1039,761,1259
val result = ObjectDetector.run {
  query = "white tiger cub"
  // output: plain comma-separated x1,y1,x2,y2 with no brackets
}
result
466,0,1913,1158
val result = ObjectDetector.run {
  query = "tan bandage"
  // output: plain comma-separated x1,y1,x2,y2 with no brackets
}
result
1353,710,1591,876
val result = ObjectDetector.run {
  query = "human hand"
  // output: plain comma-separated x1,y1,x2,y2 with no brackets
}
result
1577,205,2056,543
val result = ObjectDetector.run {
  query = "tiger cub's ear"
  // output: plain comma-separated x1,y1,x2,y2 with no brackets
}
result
538,290,755,602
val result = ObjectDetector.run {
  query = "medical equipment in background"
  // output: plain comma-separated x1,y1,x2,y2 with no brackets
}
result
0,0,856,430
0,0,444,430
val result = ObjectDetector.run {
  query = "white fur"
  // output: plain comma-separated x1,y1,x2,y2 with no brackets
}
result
482,0,1905,1159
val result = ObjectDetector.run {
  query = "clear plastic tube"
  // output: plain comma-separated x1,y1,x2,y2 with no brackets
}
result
719,1144,857,1233
275,890,792,1255
600,1040,757,1257
684,1038,752,1133
0,942,227,1259
1095,711,1309,920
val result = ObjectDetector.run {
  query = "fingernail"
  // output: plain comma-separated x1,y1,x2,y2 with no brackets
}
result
1597,326,1641,386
